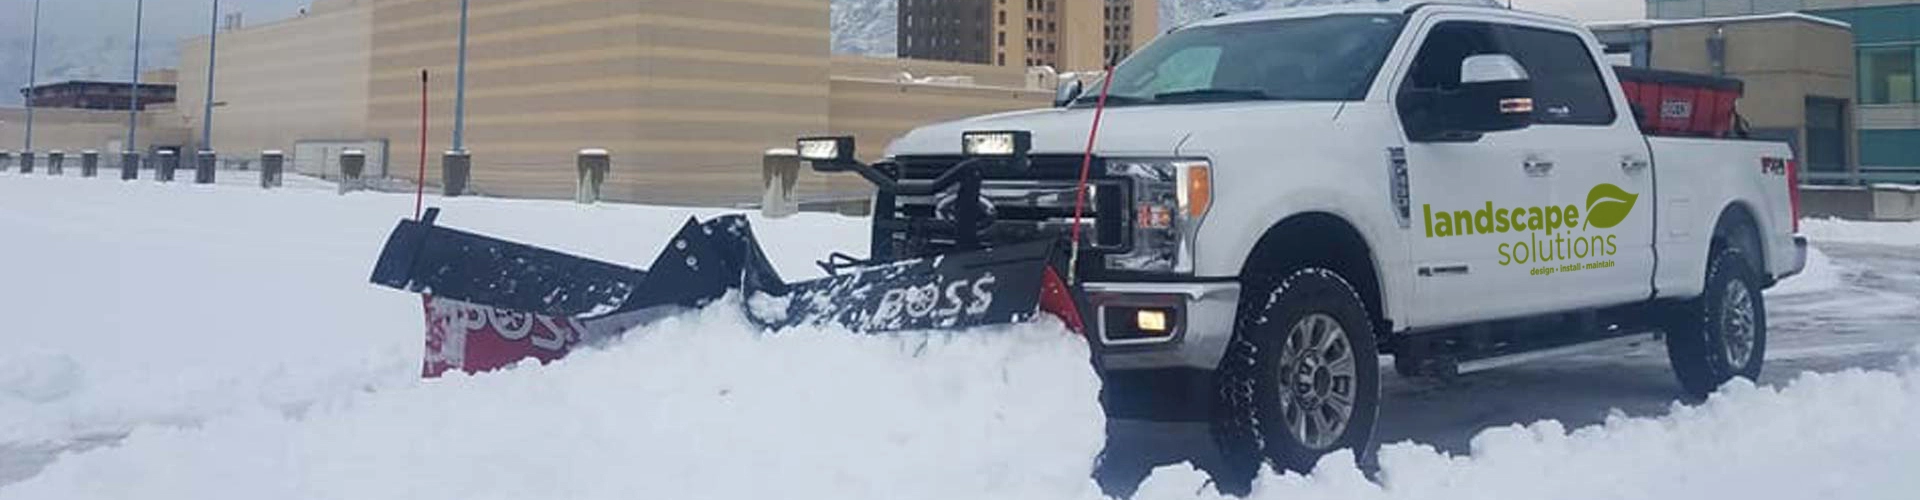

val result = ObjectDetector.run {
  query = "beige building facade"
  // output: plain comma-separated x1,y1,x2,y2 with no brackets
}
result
150,0,1062,206
900,0,1156,70
1592,14,1858,176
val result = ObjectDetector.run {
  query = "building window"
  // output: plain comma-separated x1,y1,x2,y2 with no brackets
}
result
999,32,1006,46
999,53,1006,65
1805,96,1849,173
1860,46,1917,105
999,11,1005,25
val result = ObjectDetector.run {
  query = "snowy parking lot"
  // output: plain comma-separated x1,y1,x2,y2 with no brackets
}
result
0,173,1915,499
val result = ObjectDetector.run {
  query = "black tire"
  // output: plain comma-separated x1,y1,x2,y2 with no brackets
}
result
1664,246,1767,398
1212,267,1380,478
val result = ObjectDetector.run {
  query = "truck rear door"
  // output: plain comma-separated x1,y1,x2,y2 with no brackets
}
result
1495,23,1657,307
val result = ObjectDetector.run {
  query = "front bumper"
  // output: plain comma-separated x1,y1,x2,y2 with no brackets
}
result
1083,281,1241,371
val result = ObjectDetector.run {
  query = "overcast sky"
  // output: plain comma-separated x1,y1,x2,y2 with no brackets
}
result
1510,0,1645,21
0,0,311,38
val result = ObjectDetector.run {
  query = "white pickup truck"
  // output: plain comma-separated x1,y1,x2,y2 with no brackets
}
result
868,1,1806,474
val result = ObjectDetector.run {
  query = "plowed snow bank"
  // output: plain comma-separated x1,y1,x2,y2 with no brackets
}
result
3,304,1105,499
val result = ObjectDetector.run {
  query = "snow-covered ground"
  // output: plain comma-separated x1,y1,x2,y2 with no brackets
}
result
1,172,1916,499
1804,217,1920,248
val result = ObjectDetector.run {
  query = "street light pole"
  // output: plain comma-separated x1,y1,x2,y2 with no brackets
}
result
452,0,470,152
129,0,146,154
200,0,220,152
24,0,42,153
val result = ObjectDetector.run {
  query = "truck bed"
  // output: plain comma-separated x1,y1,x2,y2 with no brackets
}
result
1647,136,1800,299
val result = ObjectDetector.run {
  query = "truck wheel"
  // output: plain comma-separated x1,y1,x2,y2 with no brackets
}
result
1664,246,1767,398
1213,267,1380,476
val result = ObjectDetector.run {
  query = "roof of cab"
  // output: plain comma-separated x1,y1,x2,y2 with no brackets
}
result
1181,0,1571,30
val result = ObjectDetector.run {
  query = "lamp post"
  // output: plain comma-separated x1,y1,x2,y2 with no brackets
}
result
129,0,146,155
200,0,221,153
24,0,42,153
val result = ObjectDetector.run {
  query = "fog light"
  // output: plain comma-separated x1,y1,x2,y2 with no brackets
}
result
1136,309,1169,333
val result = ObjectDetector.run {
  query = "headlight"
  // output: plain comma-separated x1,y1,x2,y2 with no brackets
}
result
1105,159,1211,273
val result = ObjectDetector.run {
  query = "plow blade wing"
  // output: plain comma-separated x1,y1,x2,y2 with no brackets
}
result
369,208,743,319
369,209,1070,377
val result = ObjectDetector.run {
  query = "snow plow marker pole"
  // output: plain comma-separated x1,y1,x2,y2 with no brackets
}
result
1068,67,1115,284
416,70,429,220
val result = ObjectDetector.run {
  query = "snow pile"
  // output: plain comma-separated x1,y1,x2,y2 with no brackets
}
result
1137,349,1920,500
6,174,1920,499
1,304,1105,500
1803,217,1920,247
0,174,864,470
1764,245,1837,296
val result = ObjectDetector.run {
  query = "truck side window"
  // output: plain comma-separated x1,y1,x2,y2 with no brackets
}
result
1404,22,1500,92
1495,26,1617,126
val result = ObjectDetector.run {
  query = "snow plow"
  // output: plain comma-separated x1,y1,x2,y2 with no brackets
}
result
368,132,1092,376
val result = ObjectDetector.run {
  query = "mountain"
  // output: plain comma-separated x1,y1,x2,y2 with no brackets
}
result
832,0,897,57
826,0,1280,59
2,0,1285,105
1159,0,1273,28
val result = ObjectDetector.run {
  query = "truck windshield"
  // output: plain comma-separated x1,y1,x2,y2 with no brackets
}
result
1080,14,1406,107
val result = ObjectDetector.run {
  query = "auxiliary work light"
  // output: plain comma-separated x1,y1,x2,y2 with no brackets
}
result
960,130,1032,161
796,136,856,163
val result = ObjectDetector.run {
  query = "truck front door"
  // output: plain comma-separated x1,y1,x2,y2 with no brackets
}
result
1395,19,1566,327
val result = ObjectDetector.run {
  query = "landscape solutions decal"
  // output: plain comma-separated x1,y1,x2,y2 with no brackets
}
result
1422,184,1639,277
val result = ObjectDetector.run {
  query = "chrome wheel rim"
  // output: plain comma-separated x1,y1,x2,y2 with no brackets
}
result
1275,313,1356,450
1720,279,1756,369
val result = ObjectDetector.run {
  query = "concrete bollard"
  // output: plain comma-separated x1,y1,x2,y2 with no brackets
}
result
46,150,64,176
339,148,366,194
80,150,99,177
575,148,610,204
194,150,217,184
260,150,284,188
442,150,471,197
760,148,802,219
156,150,179,182
19,152,34,174
120,151,141,180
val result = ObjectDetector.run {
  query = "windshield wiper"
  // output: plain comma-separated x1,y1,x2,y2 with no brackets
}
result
1151,88,1276,103
1070,94,1149,108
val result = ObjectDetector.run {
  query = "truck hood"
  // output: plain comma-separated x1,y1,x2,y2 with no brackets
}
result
885,102,1344,157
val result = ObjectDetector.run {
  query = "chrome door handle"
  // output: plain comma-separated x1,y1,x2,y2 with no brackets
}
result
1523,158,1554,176
1621,157,1650,173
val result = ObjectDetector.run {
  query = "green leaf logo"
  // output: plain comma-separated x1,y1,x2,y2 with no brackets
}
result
1585,183,1639,230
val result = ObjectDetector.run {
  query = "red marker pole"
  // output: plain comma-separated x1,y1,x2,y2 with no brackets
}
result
416,70,435,377
1067,67,1115,283
416,70,429,220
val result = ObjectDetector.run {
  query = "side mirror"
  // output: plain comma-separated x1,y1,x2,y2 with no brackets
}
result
1402,54,1534,142
1054,79,1084,108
